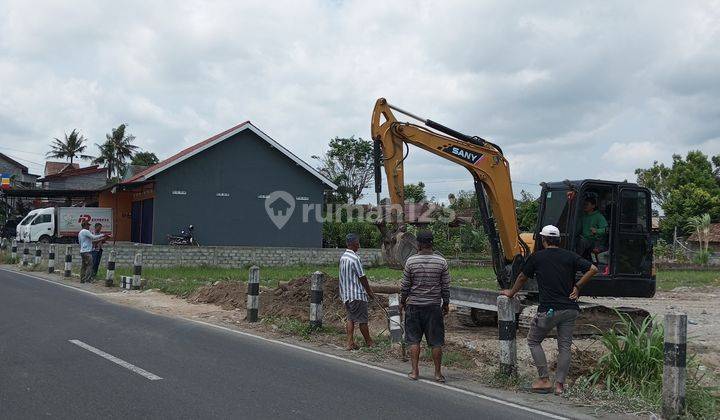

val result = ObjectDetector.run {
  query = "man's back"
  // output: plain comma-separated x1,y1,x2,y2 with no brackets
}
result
338,249,367,302
78,229,94,253
401,253,450,306
522,248,591,312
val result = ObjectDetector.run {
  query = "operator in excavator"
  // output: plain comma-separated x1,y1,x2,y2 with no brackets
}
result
576,196,608,260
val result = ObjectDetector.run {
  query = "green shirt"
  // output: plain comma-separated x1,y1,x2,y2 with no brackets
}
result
579,210,608,240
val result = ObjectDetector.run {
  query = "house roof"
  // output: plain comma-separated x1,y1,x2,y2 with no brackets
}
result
123,121,337,189
45,161,79,176
38,165,107,181
688,223,720,244
0,153,29,173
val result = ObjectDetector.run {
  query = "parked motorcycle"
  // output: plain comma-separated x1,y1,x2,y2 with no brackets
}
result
167,225,199,246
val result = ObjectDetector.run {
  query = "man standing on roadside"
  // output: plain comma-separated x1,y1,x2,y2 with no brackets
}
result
339,233,375,350
90,222,106,280
401,230,450,383
78,221,108,284
502,225,598,395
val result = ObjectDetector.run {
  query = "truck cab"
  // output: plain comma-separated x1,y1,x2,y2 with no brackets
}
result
16,208,55,243
535,179,655,298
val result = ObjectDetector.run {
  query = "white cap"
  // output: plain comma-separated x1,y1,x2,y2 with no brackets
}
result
539,225,561,237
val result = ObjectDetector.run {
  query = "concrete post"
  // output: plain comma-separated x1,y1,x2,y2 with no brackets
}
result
121,275,131,290
497,295,517,376
105,250,116,287
34,244,41,265
64,246,72,277
48,244,55,273
132,253,142,289
662,313,687,419
11,239,17,261
387,294,403,343
246,266,260,322
309,271,324,329
22,245,29,266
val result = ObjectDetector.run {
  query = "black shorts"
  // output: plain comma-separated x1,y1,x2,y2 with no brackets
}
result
345,300,369,323
404,304,445,348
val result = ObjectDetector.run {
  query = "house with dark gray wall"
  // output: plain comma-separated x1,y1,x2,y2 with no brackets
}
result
100,122,336,246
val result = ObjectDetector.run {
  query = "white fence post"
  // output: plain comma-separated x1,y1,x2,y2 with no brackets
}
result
662,313,687,419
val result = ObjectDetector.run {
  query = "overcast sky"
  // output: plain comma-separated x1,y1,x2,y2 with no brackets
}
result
1,1,718,202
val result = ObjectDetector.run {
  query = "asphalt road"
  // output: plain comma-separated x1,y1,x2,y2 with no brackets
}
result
0,268,565,419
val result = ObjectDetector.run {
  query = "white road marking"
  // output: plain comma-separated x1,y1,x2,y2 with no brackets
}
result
69,339,163,381
3,267,566,418
184,318,569,420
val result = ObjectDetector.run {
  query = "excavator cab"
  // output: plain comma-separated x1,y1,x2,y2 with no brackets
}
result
536,180,656,298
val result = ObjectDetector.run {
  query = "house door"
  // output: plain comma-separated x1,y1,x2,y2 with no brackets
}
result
131,198,154,244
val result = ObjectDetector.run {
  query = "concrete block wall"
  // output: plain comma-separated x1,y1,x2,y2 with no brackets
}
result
14,243,383,269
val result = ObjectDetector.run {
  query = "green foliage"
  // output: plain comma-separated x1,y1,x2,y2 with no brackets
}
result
588,311,718,418
408,220,487,257
93,124,139,178
323,220,381,248
131,151,159,166
47,129,92,164
636,151,720,239
448,190,478,212
313,136,373,204
404,182,427,203
516,190,539,231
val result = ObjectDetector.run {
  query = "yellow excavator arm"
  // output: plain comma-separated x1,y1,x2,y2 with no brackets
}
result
371,98,529,287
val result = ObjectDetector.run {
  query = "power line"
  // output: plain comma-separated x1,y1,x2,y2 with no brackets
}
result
0,146,47,157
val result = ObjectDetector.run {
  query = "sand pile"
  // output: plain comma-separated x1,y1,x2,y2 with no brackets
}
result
188,276,389,329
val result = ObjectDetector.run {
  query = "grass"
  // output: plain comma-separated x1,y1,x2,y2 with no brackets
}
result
655,270,720,291
261,316,341,339
575,311,719,418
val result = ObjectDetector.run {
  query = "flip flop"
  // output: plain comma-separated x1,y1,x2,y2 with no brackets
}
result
523,385,553,394
407,373,418,381
435,375,446,383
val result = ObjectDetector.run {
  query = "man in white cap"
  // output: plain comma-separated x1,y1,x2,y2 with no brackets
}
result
502,225,598,395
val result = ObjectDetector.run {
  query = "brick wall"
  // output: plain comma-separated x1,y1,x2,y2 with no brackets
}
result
10,242,384,269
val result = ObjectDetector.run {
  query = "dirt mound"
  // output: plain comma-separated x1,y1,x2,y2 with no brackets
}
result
188,276,389,329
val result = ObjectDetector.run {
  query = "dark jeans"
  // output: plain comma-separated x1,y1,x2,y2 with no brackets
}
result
91,248,103,277
404,304,445,348
527,309,579,384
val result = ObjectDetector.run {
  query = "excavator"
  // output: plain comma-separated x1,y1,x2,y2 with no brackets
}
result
371,98,655,329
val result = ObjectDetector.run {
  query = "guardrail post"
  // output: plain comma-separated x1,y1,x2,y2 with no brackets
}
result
105,250,116,287
64,246,72,277
48,244,55,273
11,239,17,261
497,295,517,376
247,266,260,322
22,245,29,266
663,313,687,419
387,294,403,343
133,253,142,289
309,271,324,329
34,244,41,265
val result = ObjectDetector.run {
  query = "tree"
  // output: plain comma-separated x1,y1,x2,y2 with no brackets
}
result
636,150,720,238
687,213,711,265
404,182,426,203
47,129,92,164
312,136,373,204
131,151,159,166
516,190,539,231
93,124,139,178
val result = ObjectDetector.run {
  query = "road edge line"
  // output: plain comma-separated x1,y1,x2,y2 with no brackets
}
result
183,317,569,420
0,267,99,295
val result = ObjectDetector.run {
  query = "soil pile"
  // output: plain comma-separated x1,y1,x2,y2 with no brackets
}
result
188,276,389,329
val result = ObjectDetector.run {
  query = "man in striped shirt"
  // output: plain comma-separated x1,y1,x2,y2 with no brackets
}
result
339,233,375,350
401,230,450,382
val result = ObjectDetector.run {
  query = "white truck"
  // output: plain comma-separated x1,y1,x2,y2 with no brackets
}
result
16,207,113,243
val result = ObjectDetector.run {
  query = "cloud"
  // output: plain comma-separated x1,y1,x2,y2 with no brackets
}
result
0,0,718,197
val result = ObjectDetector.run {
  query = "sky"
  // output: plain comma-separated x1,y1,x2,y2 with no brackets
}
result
1,1,718,203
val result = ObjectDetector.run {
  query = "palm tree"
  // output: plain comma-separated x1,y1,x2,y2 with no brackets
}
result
93,124,139,178
687,213,711,254
47,129,92,164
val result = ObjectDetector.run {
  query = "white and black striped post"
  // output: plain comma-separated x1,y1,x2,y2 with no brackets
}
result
387,294,403,343
34,244,41,265
497,295,517,376
121,275,132,289
246,266,260,322
64,246,72,277
132,252,142,289
47,244,55,273
22,244,29,266
663,313,687,419
309,271,324,329
11,239,17,261
105,250,116,287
